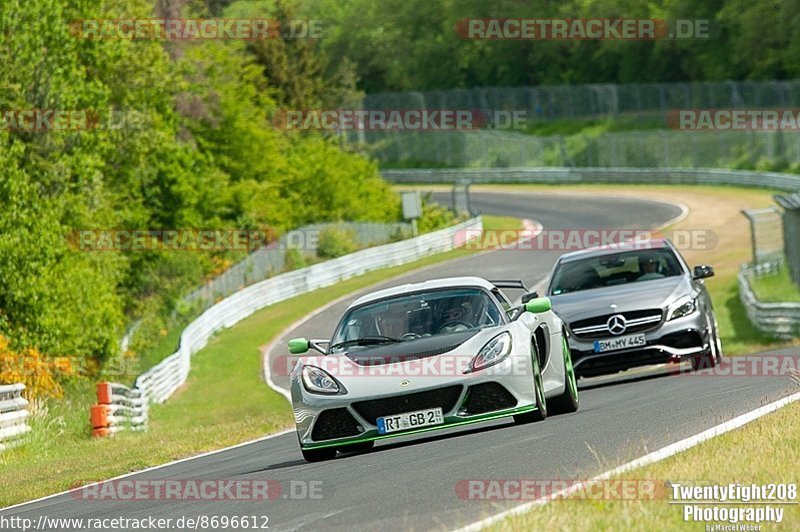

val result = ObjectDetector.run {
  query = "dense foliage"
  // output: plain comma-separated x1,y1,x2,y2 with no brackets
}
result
3,0,795,370
0,0,399,365
307,0,800,92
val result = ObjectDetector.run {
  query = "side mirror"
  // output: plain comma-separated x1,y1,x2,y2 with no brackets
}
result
288,338,329,354
693,265,714,280
524,297,552,314
520,291,540,304
288,338,310,354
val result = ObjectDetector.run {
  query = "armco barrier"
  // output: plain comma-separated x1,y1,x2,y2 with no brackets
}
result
134,217,483,403
0,383,30,451
738,266,800,339
91,382,147,437
381,166,800,191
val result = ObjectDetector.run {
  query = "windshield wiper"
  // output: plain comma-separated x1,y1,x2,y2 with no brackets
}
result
329,335,404,350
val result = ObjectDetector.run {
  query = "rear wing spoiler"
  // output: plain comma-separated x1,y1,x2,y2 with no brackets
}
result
489,280,528,291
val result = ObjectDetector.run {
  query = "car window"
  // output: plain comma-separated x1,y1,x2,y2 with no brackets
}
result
550,248,683,295
330,288,503,351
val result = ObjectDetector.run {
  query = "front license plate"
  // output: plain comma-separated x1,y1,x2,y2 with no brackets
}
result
594,333,646,353
377,407,444,434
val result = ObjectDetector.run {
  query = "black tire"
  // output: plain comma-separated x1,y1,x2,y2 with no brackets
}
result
514,341,547,424
690,354,715,371
549,336,580,415
690,317,723,371
711,317,724,364
340,441,374,454
301,447,337,462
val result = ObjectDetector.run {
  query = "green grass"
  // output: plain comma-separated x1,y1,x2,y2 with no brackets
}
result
133,318,188,377
0,214,521,507
520,114,666,137
751,266,800,303
491,399,800,531
712,269,778,354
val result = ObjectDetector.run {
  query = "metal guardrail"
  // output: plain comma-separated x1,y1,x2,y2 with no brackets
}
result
91,382,148,437
121,221,414,353
134,217,483,403
739,266,800,338
183,221,413,311
381,166,800,191
0,383,30,451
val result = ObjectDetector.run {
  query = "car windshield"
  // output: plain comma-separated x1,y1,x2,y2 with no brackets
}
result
329,288,503,352
549,248,683,295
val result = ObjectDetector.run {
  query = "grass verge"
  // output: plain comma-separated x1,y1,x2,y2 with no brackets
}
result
490,398,800,531
0,215,521,507
751,266,800,303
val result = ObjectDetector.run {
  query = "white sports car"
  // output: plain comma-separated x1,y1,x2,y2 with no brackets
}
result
287,276,579,462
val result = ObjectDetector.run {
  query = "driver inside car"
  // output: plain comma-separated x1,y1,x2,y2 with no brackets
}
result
436,295,482,334
637,255,665,281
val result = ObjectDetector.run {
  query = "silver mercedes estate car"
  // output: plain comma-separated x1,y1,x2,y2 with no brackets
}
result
540,239,723,377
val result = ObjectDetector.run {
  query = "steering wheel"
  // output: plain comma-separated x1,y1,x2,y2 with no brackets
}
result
437,320,475,334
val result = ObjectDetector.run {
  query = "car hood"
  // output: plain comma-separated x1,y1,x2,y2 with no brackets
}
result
341,329,482,366
550,276,692,321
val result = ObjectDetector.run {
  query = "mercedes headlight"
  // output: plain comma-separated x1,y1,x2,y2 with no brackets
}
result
301,365,340,394
466,332,512,373
668,297,697,321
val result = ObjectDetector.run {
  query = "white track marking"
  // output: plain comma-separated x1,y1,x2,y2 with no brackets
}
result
0,429,294,513
454,390,800,531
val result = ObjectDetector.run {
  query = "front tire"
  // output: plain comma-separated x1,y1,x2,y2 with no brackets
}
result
549,336,579,415
301,447,337,462
514,340,547,424
690,317,723,371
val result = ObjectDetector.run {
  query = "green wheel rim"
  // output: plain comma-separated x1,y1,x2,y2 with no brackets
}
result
563,338,578,402
532,345,545,409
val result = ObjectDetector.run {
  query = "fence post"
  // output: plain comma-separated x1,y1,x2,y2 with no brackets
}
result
773,192,800,286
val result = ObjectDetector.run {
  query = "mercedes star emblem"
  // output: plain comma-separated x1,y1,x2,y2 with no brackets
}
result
607,314,627,335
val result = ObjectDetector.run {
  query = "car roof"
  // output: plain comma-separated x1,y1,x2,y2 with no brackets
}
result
349,276,496,308
556,238,672,263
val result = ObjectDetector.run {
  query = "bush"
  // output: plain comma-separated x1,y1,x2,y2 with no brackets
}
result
417,195,458,233
0,335,82,404
317,227,359,259
284,248,308,271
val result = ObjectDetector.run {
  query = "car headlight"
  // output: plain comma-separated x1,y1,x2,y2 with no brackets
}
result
301,365,340,394
668,297,697,321
466,332,512,373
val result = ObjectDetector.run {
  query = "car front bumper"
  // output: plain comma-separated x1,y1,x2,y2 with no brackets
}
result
568,311,712,377
291,357,539,450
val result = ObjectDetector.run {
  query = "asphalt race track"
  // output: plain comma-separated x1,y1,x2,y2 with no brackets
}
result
3,192,798,531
